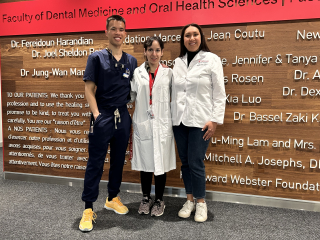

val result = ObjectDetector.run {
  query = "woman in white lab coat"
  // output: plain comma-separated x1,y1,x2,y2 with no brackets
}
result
130,36,176,217
171,23,226,222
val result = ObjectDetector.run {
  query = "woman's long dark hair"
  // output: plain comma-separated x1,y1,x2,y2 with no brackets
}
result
179,23,210,57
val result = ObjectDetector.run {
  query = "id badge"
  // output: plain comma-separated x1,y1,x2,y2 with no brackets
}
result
147,109,154,119
123,68,130,78
123,73,129,78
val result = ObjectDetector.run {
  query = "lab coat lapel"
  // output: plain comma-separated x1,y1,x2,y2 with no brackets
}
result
152,64,164,88
138,62,149,82
181,54,188,69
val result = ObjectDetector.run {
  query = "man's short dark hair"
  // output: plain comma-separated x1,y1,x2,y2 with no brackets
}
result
106,15,126,30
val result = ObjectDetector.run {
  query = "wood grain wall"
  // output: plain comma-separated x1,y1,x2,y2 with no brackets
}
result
1,19,320,201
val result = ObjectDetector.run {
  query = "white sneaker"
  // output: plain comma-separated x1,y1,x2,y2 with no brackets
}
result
178,200,195,218
194,202,208,222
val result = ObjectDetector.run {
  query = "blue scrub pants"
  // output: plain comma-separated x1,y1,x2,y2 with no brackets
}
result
82,105,131,203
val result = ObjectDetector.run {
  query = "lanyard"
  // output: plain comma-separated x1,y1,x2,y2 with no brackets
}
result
149,66,159,106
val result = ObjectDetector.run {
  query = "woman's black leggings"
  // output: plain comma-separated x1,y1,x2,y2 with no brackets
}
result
140,171,167,201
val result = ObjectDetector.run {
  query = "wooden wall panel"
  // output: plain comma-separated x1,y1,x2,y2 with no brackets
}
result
2,19,320,201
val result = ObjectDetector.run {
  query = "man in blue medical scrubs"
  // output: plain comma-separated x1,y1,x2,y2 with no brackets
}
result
79,15,137,232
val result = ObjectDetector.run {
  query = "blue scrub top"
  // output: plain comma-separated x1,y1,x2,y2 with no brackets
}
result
83,49,137,109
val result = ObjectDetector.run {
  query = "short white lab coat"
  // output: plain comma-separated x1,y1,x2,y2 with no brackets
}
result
130,63,176,176
171,51,226,127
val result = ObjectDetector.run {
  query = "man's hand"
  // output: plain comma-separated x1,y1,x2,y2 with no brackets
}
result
93,113,100,120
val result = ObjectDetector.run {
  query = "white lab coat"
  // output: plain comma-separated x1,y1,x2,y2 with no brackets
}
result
130,63,176,176
171,51,226,127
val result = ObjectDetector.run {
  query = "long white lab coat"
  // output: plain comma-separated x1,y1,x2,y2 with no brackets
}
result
171,51,226,127
130,63,176,176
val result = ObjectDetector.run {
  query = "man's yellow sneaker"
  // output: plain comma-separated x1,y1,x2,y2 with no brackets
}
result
104,196,129,214
79,208,97,232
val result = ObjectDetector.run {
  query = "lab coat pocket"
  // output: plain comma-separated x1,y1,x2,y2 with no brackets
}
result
194,101,212,122
133,119,153,140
